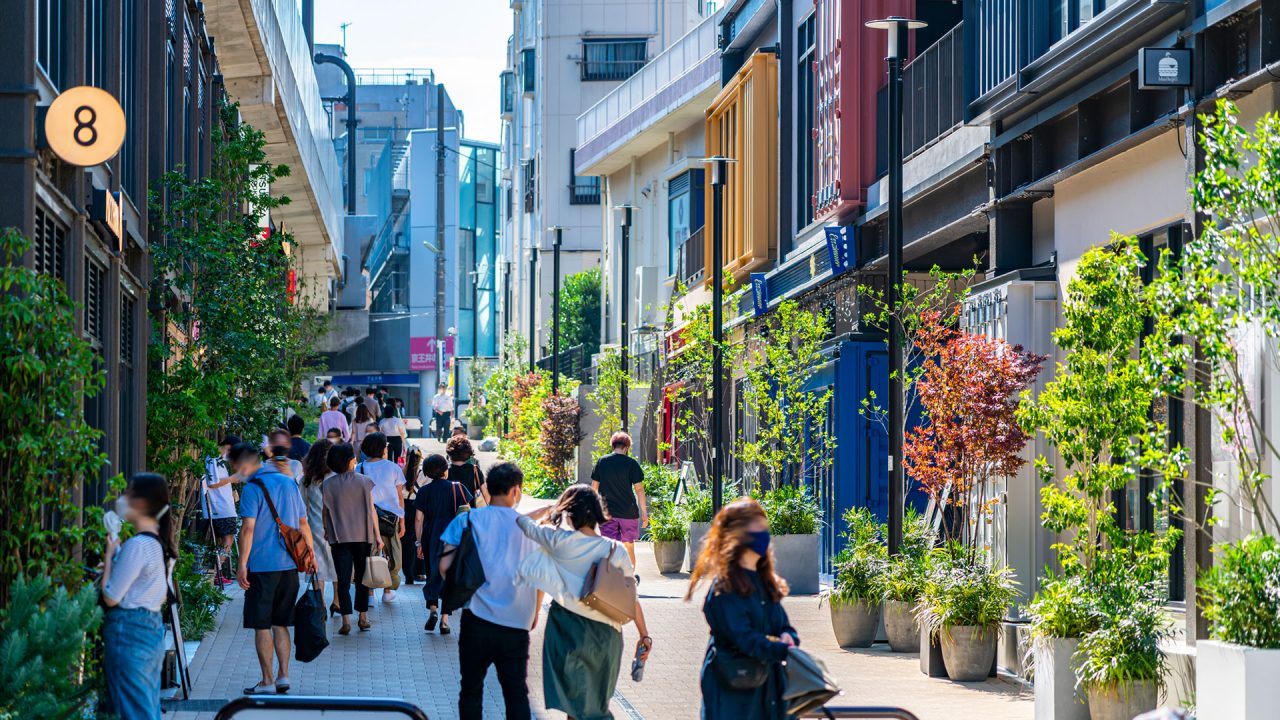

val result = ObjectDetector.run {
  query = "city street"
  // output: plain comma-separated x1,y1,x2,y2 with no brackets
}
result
165,442,1032,720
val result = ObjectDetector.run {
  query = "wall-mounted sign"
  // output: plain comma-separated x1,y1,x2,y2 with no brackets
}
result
750,272,769,317
1138,47,1192,89
44,86,126,166
824,224,854,274
89,188,122,249
409,336,454,371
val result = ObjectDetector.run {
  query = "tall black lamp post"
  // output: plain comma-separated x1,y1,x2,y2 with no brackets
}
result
704,156,731,517
866,15,926,555
614,205,634,431
528,246,539,373
548,227,565,395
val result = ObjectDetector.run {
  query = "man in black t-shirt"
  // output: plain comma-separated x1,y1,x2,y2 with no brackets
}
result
590,431,647,570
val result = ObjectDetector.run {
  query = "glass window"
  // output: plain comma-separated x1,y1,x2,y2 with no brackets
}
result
668,170,705,280
568,149,600,205
796,14,817,232
581,38,648,81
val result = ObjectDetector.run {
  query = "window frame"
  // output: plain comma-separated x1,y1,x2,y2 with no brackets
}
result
580,37,648,82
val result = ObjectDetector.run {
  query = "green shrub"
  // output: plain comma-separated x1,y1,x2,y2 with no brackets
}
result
754,484,822,536
175,544,229,640
1200,533,1280,648
0,576,102,719
642,463,680,507
829,508,888,605
648,501,688,542
684,482,738,523
881,553,930,603
916,545,1019,635
1074,577,1169,691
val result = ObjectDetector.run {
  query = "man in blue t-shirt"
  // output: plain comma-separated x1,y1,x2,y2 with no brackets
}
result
231,443,315,696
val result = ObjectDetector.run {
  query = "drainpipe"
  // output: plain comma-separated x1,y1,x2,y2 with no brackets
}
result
314,53,358,215
302,0,315,52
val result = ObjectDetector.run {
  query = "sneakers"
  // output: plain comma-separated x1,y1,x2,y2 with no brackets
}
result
383,589,397,603
274,677,290,694
243,683,275,695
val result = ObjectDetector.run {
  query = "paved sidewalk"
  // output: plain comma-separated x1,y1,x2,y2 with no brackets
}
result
169,536,1031,720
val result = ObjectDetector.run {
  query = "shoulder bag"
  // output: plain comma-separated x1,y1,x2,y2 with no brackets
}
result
361,463,402,537
709,642,770,690
451,482,471,516
579,541,637,624
440,514,486,614
362,551,393,589
248,478,314,573
781,646,841,715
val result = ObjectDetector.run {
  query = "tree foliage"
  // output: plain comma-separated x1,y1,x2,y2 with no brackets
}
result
148,102,325,528
662,283,740,476
0,228,110,599
738,300,834,489
0,576,102,720
556,267,602,359
586,348,631,460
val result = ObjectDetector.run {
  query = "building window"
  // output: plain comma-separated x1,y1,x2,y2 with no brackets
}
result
33,207,67,281
668,170,705,282
795,13,817,232
1049,0,1123,44
36,0,69,89
500,71,515,115
85,0,108,88
121,0,140,198
523,159,536,213
580,38,647,81
85,258,106,347
568,149,600,205
119,293,137,476
460,229,476,310
521,48,536,93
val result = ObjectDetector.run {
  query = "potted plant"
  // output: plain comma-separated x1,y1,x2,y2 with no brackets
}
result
915,546,1019,682
755,484,822,595
824,508,886,648
464,404,489,440
1075,572,1168,720
1195,533,1280,720
879,509,934,653
684,485,715,571
1025,574,1095,720
647,501,688,574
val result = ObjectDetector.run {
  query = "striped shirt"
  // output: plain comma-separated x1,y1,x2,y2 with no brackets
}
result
103,535,171,612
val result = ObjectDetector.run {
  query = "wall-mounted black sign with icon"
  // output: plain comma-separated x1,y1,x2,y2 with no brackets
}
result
1138,47,1193,90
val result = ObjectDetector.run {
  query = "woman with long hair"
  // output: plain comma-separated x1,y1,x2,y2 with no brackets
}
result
352,404,374,456
446,435,488,506
400,446,424,586
685,497,797,720
516,485,652,719
301,440,338,611
321,442,383,635
379,403,408,464
101,473,177,720
414,453,470,634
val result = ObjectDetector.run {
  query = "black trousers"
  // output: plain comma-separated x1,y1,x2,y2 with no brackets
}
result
433,411,451,441
330,542,371,616
401,507,419,585
458,610,531,720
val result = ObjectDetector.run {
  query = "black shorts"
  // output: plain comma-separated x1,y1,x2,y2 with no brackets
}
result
211,517,238,538
243,570,299,630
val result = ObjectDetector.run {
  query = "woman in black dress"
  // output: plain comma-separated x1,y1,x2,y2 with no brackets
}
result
413,453,472,634
685,497,798,720
445,435,487,506
400,447,424,586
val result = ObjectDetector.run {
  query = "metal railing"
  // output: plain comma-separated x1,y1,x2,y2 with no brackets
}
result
353,68,434,86
875,23,965,175
569,178,601,205
678,226,705,286
537,344,591,383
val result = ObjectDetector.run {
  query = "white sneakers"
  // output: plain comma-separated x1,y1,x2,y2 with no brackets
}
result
383,589,397,603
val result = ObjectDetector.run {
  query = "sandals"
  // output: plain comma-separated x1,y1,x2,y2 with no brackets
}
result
358,618,372,632
439,618,451,635
338,623,352,636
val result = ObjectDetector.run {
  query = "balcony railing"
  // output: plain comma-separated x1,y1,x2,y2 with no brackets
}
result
876,23,964,175
678,227,705,286
569,178,601,205
353,68,434,85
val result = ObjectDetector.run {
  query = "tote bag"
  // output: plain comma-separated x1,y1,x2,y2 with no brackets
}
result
440,516,486,614
362,551,393,589
579,543,637,625
293,575,329,662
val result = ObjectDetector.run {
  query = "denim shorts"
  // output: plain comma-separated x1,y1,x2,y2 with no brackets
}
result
104,607,165,720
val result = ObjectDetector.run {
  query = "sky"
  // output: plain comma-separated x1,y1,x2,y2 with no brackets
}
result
313,0,510,142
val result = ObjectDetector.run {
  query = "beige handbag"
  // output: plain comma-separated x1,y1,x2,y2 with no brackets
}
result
579,542,637,624
362,550,393,589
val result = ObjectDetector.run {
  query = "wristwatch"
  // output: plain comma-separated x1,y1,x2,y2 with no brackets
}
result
414,541,422,547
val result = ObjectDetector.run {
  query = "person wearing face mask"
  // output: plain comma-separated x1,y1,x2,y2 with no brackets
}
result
686,497,798,720
101,473,177,720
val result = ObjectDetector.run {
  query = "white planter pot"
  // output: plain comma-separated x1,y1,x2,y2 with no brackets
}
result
883,600,920,653
1033,638,1087,720
771,533,820,595
830,599,881,648
686,521,711,572
1086,680,1157,720
1196,639,1280,720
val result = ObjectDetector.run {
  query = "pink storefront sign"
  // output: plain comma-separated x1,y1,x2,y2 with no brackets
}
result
409,336,454,371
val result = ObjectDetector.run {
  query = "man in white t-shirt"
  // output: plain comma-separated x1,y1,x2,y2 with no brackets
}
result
203,434,242,584
359,432,405,601
431,383,453,442
439,462,544,720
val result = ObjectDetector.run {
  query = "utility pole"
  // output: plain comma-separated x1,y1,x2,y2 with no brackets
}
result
549,227,564,395
708,158,727,517
616,206,633,431
528,247,538,372
435,83,447,390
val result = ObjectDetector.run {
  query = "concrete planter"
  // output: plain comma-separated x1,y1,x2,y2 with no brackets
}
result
1033,638,1087,720
1085,680,1157,720
772,533,820,595
830,599,881,648
883,600,920,653
1196,639,1280,720
652,540,686,574
920,624,947,677
686,521,711,571
939,625,998,682
467,424,486,440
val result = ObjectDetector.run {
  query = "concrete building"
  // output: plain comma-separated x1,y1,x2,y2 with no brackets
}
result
498,0,711,365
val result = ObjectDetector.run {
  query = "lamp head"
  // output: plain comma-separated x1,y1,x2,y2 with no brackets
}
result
864,16,927,60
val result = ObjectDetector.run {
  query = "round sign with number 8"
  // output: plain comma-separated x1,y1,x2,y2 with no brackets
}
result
45,86,126,167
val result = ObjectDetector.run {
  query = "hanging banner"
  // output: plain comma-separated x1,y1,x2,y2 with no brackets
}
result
750,272,769,317
824,224,854,275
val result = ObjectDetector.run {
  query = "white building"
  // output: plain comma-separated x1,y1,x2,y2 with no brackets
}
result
498,0,712,363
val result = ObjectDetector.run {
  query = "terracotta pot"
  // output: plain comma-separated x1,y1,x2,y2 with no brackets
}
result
1085,680,1157,720
939,625,997,682
652,540,686,574
829,599,881,648
883,600,920,653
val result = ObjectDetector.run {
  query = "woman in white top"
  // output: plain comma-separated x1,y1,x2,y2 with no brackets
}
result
101,473,175,720
300,439,339,611
379,403,407,463
516,485,652,720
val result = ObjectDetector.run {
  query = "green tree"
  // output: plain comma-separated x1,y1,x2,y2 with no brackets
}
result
556,268,602,358
737,300,834,488
585,348,631,460
148,103,326,527
0,228,110,600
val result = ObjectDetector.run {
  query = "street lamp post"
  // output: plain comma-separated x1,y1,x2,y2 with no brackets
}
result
706,157,729,517
549,227,565,395
866,15,926,556
615,205,634,431
528,246,538,373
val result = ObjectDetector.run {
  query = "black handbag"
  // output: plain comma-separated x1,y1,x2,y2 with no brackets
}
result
709,642,769,690
440,516,486,615
293,575,329,663
361,463,402,536
782,646,841,715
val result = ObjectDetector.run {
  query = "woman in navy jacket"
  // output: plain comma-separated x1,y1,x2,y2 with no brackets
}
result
686,497,798,720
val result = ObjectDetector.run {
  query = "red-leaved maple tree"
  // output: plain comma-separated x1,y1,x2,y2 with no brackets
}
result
902,310,1045,552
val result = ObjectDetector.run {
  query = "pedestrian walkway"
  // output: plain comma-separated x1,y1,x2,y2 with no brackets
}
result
168,534,1031,720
